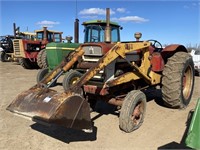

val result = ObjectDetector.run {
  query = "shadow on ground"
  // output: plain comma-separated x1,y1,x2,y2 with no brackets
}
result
31,123,97,143
157,110,194,150
143,87,195,149
142,87,167,108
30,99,119,143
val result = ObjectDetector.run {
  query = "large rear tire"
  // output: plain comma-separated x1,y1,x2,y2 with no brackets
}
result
37,50,44,68
63,70,82,91
162,52,195,108
19,58,33,69
119,90,146,133
37,49,48,69
41,50,48,68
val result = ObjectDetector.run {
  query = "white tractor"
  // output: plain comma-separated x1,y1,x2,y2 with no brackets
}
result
190,49,200,76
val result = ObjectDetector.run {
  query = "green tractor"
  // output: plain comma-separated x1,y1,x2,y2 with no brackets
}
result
37,18,121,89
185,98,200,149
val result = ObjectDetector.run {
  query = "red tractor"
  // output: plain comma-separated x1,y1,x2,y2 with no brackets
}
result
13,27,63,69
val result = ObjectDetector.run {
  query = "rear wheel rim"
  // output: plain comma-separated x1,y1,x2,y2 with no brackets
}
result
183,65,193,100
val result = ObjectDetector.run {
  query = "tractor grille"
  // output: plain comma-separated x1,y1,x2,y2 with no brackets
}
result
81,46,104,80
13,39,21,56
82,46,102,56
82,46,102,62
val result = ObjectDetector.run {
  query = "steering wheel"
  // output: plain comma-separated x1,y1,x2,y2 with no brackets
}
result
147,39,162,49
91,36,98,42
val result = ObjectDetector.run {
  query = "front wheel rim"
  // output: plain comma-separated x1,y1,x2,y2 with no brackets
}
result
70,77,80,85
131,101,144,126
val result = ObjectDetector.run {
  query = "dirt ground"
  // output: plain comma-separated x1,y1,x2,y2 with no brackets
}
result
0,62,199,150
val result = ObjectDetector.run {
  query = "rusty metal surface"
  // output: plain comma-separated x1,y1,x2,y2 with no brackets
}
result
81,42,114,55
162,44,181,52
77,62,97,69
7,46,90,130
106,72,141,87
161,44,188,63
107,98,123,106
74,18,79,43
7,87,92,130
150,52,164,72
7,87,59,119
105,8,111,42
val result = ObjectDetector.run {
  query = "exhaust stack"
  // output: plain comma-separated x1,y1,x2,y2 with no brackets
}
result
43,26,47,42
74,18,79,43
13,23,16,38
13,23,20,38
104,8,111,43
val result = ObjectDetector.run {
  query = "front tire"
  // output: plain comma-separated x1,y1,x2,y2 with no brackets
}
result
119,90,146,133
63,70,82,91
36,68,57,86
162,52,195,108
37,68,49,83
0,51,9,62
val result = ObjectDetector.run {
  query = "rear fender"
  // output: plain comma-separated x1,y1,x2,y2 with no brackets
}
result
161,44,188,63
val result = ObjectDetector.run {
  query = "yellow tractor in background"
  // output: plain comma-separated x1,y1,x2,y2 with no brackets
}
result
13,26,63,69
0,23,36,62
7,8,195,133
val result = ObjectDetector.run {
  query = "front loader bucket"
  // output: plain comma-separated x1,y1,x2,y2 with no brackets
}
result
7,87,92,130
